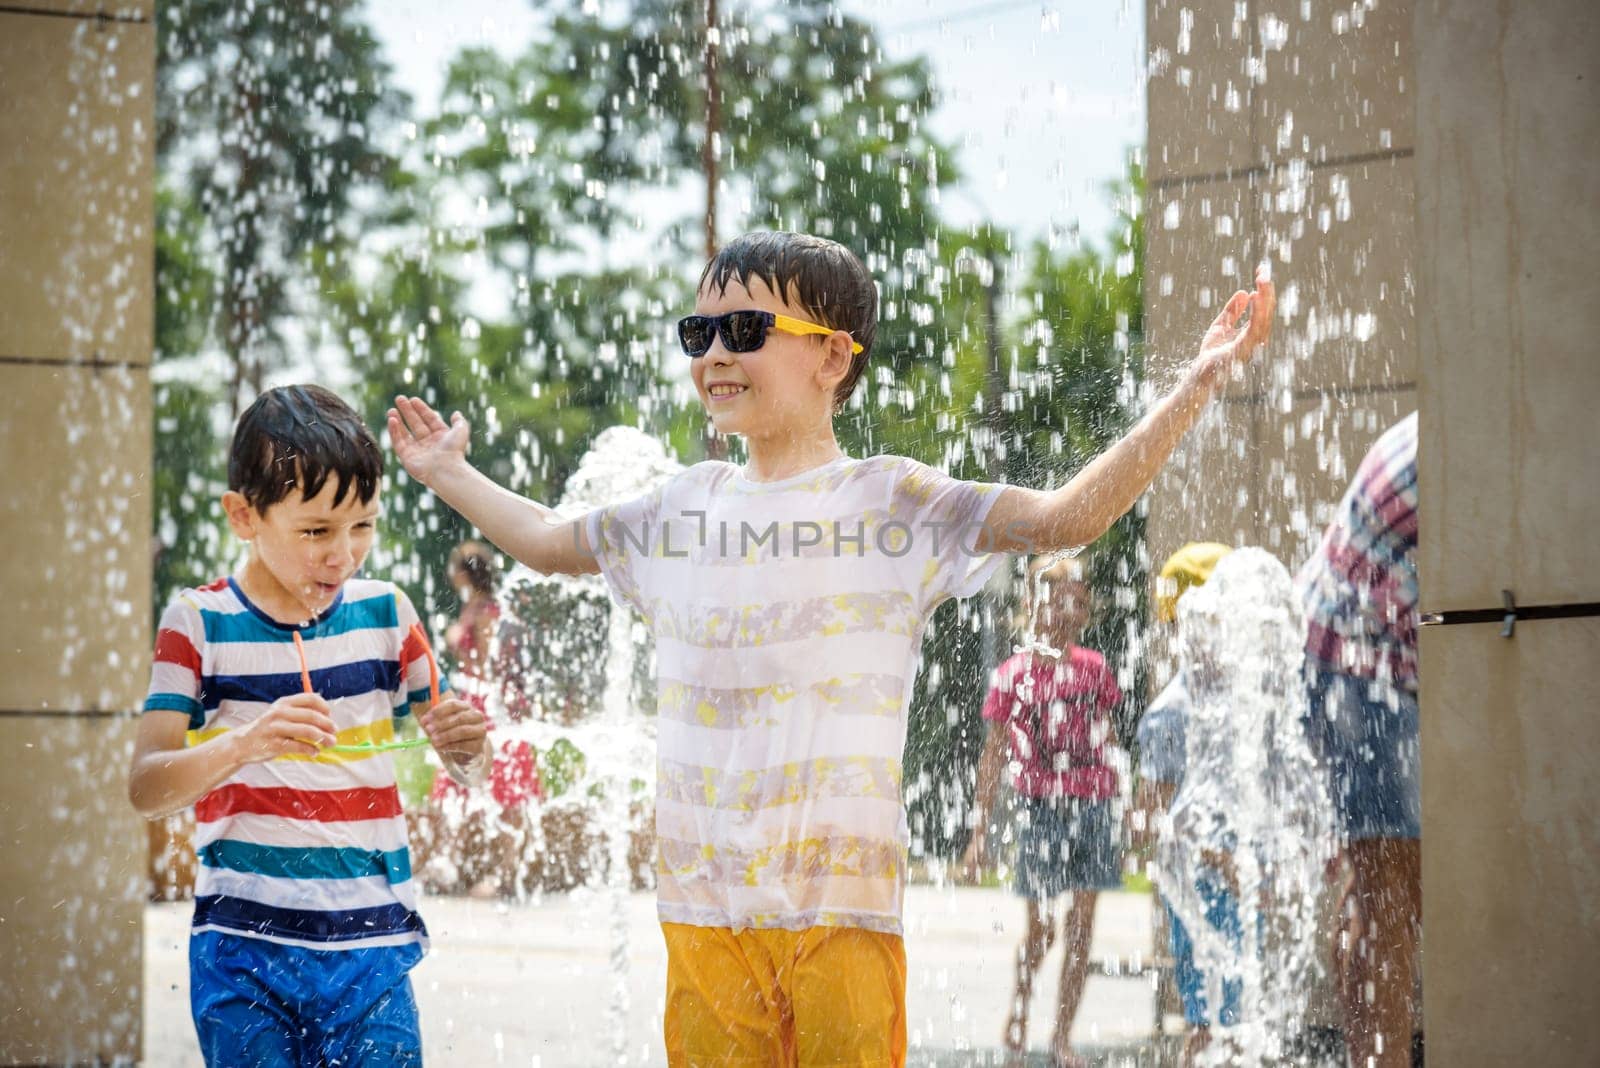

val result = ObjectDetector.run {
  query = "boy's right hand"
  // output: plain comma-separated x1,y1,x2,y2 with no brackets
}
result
230,694,337,763
387,395,471,488
1191,265,1275,387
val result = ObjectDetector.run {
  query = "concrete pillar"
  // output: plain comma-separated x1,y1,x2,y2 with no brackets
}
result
1412,1,1600,1062
0,2,154,1062
1144,0,1416,587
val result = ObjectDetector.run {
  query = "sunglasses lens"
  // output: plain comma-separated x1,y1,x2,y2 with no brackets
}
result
678,316,714,357
722,311,770,352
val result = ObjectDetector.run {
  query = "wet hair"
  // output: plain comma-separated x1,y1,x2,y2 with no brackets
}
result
698,231,878,410
449,540,498,597
228,385,383,514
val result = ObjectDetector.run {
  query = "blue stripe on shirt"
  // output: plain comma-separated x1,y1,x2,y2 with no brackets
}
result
145,692,206,729
199,593,400,645
199,840,412,883
193,894,425,944
200,659,402,711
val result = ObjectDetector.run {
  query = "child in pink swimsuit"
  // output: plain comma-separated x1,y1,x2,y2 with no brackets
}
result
429,541,539,893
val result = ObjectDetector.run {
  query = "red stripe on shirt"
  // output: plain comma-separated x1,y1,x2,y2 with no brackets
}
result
400,627,429,672
195,784,404,824
153,627,202,675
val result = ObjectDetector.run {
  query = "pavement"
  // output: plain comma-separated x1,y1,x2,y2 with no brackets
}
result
144,886,1188,1066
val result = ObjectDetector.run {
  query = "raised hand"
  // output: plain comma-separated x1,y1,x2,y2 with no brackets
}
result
231,693,337,762
386,395,471,488
1193,264,1276,387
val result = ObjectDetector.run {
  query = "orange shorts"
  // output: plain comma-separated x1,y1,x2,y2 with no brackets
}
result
661,922,906,1067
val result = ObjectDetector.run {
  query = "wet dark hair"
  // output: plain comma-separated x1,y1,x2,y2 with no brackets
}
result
698,231,878,409
449,540,498,596
228,385,383,514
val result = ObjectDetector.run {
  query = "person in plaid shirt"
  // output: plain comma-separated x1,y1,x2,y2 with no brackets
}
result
1297,410,1419,1068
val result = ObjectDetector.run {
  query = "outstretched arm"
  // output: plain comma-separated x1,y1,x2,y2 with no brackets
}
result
983,268,1275,554
387,396,599,576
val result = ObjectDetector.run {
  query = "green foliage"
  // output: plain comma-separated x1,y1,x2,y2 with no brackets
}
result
151,379,230,617
425,37,655,262
539,737,589,799
153,186,215,362
157,0,408,410
152,186,229,616
512,1,957,251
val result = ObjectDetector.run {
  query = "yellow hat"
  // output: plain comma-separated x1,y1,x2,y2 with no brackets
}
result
1155,542,1233,623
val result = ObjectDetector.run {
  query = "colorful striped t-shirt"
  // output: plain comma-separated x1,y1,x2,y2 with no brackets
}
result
144,576,439,952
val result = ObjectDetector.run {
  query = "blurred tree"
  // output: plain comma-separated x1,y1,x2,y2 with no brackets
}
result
579,0,960,384
419,0,959,402
157,0,408,414
151,186,230,618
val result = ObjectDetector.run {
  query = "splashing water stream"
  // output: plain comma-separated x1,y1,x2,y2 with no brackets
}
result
486,426,678,1056
1159,548,1336,1065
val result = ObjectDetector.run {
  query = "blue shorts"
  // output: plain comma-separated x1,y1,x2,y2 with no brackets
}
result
1304,669,1421,840
190,931,423,1067
1013,796,1121,900
1164,873,1243,1028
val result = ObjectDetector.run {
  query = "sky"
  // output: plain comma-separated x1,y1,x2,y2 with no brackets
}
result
365,0,1146,249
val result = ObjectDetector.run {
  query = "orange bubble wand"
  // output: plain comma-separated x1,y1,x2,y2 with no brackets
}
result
292,630,314,693
414,622,442,709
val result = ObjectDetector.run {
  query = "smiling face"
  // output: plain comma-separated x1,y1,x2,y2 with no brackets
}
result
689,275,851,443
224,477,381,621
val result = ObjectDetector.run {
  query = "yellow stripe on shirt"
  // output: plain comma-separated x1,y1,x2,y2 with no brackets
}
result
187,717,398,763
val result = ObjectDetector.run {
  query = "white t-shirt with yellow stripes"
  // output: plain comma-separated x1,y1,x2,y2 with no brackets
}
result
587,455,1003,934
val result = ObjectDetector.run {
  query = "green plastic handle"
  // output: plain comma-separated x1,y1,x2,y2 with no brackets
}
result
326,737,434,754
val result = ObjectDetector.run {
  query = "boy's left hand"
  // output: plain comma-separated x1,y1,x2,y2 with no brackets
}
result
1193,264,1276,386
419,697,488,764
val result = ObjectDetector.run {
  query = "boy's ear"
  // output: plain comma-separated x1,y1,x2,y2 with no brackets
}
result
814,330,855,395
221,490,258,541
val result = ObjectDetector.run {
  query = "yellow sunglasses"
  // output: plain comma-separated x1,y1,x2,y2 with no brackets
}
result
677,310,864,357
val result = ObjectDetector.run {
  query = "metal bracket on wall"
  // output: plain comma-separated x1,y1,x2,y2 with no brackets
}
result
1419,590,1600,639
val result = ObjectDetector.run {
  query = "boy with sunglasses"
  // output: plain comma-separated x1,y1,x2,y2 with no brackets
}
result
388,230,1273,1065
129,385,491,1066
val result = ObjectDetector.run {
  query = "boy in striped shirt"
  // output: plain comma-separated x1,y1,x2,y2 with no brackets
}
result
130,385,490,1067
387,231,1274,1065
